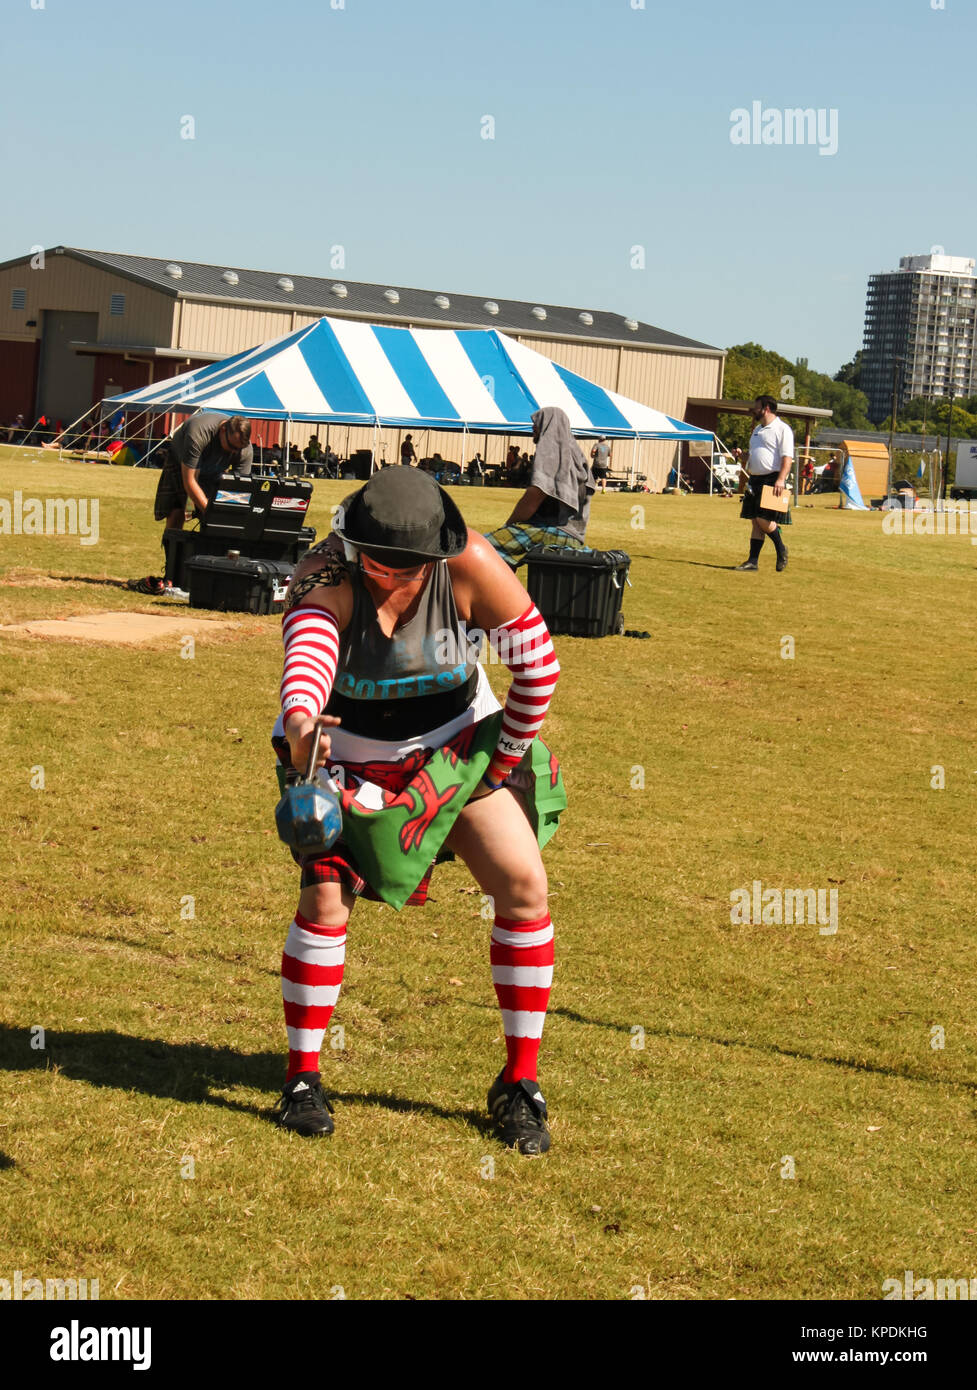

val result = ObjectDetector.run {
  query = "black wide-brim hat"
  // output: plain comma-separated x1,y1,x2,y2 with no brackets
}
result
334,466,468,564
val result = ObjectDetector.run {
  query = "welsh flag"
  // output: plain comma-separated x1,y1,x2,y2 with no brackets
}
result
336,712,565,910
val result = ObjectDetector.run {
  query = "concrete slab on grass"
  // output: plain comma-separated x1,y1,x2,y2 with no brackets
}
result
0,611,245,645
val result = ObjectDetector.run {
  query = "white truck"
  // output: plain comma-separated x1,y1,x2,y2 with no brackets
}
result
951,441,977,498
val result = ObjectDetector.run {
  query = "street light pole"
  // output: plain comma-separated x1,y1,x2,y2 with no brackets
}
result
885,356,904,496
941,388,954,504
919,395,931,498
940,289,959,505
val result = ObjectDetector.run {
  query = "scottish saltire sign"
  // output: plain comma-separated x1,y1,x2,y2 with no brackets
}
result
840,459,868,510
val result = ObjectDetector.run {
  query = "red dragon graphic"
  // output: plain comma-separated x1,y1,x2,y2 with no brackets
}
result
342,762,461,854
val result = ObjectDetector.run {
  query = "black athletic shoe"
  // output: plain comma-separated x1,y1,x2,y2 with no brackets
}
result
275,1071,334,1136
776,546,789,572
734,559,759,571
487,1071,551,1155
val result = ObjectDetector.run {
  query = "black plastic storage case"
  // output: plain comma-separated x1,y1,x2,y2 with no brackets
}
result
186,555,294,614
525,547,631,638
201,474,313,545
163,525,315,589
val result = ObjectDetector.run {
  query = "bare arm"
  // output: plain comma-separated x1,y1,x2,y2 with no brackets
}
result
505,485,546,525
287,534,345,593
180,463,210,514
449,529,533,628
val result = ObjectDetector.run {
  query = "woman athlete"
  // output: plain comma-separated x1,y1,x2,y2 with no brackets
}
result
271,466,564,1153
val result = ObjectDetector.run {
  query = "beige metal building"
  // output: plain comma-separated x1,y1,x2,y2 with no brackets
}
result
0,245,724,487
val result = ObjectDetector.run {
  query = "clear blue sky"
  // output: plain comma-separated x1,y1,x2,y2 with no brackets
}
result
2,0,973,375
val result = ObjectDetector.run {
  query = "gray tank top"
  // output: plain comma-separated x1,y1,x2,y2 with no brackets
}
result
332,561,476,705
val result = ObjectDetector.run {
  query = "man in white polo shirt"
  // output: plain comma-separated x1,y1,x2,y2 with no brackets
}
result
736,395,793,572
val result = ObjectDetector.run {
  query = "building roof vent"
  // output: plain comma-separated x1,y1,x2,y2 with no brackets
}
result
434,294,450,309
483,300,499,315
624,317,639,331
531,306,547,321
276,276,294,293
221,270,239,285
164,263,183,279
578,311,594,326
331,283,348,298
383,288,400,304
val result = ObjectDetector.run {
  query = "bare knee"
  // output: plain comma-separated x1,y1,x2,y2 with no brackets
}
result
297,881,353,926
492,863,548,920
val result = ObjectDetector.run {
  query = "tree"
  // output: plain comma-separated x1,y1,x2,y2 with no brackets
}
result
881,396,977,438
834,350,865,390
717,343,873,451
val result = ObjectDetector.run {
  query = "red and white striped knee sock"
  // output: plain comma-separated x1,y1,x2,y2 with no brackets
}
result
281,911,346,1079
490,912,554,1083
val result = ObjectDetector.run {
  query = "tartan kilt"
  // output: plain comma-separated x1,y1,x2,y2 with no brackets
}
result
153,447,187,521
740,473,792,526
484,523,590,568
272,720,565,909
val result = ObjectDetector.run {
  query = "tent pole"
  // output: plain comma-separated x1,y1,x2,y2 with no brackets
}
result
113,405,153,459
136,426,170,468
709,437,714,495
798,417,810,504
51,403,97,459
136,406,159,459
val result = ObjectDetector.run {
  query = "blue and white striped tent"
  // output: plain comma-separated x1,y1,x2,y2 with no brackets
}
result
105,317,712,442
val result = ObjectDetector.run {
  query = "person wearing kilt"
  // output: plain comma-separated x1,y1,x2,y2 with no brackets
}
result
128,413,253,596
736,395,793,572
485,406,595,568
271,467,566,1153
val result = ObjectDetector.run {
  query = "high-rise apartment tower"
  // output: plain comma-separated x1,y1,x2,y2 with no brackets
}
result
862,253,977,422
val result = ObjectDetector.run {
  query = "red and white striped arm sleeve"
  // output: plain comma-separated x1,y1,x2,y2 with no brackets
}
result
280,606,341,725
485,603,560,784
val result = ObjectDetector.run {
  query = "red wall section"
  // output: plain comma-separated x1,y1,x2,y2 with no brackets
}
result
0,339,41,420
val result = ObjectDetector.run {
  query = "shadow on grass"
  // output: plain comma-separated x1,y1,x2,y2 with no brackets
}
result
0,1151,16,1171
545,1007,976,1091
630,555,744,571
326,1090,494,1136
52,575,133,591
0,1025,493,1132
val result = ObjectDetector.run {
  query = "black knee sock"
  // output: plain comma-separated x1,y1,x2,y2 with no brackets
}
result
749,536,764,561
770,528,786,558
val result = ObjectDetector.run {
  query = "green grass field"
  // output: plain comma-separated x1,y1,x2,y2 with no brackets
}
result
1,448,975,1301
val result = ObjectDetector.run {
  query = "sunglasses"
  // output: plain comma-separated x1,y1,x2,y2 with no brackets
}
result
359,552,428,584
